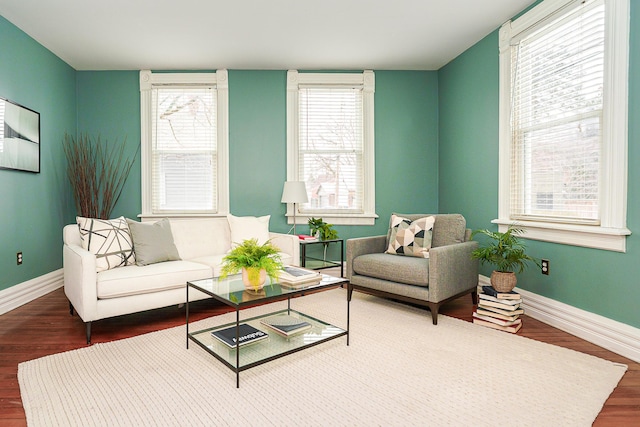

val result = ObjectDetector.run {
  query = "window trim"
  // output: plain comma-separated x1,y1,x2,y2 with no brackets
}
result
286,70,377,226
497,0,630,252
139,70,229,219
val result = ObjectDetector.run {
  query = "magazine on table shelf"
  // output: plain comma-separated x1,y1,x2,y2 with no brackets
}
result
211,324,268,348
260,314,313,337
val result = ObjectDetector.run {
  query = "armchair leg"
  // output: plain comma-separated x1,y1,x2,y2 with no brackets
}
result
69,301,74,316
471,290,478,305
347,283,354,302
86,322,92,344
427,302,439,325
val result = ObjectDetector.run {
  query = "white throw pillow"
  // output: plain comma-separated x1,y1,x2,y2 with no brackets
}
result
227,214,271,247
76,216,136,272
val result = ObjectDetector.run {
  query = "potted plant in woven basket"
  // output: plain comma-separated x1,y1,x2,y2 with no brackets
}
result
471,225,540,292
220,238,283,292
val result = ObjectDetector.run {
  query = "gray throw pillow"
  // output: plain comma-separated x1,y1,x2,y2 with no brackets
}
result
126,218,181,266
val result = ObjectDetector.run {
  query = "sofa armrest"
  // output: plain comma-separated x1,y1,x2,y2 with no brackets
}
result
428,240,479,302
269,232,300,266
346,235,387,281
63,243,98,322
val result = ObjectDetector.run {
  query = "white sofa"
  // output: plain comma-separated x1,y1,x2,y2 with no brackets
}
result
63,216,299,343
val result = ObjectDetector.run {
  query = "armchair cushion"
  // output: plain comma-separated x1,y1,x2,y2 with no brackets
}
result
385,214,435,258
353,253,429,287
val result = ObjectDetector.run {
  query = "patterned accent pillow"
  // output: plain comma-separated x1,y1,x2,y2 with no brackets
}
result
385,214,436,258
77,216,136,272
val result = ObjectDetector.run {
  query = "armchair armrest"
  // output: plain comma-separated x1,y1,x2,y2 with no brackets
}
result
63,243,98,322
269,232,300,266
346,235,386,280
428,241,479,302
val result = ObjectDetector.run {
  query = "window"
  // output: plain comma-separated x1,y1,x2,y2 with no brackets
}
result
497,0,629,251
286,70,376,225
140,70,229,217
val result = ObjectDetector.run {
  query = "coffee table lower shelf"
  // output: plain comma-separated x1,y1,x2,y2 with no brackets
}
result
187,309,347,387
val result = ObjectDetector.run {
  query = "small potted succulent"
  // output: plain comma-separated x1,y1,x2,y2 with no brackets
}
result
471,225,540,292
220,239,283,292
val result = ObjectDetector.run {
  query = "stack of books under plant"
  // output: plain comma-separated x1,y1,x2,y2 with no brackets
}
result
471,225,540,334
473,286,524,333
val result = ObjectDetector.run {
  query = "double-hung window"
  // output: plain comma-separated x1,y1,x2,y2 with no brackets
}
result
286,70,376,225
497,0,629,251
139,70,229,217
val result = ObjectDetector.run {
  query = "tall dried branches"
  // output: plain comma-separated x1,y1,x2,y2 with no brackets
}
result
63,133,138,219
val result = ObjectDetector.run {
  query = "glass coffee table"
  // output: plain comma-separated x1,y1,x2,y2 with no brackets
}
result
186,273,349,387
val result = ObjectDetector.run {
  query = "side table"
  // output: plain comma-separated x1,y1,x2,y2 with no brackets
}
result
300,238,344,277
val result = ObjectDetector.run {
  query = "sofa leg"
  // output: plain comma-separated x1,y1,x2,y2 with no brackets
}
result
86,322,92,344
69,301,74,316
471,290,478,305
427,303,439,325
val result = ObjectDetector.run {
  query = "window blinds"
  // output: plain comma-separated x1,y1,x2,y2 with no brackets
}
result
151,86,217,213
510,0,605,224
298,86,364,213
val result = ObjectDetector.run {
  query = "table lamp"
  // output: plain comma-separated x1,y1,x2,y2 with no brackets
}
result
281,181,309,234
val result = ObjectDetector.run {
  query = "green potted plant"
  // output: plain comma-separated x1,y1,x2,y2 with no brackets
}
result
308,217,338,241
471,225,540,292
220,239,283,292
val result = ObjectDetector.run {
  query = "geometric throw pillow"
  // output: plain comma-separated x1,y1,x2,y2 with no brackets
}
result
126,218,181,266
76,216,136,272
227,214,271,247
385,214,435,258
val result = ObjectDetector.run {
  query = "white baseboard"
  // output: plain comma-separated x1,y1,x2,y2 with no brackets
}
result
479,275,640,363
0,269,64,316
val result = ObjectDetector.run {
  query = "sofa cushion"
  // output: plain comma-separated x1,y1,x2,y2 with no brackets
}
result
190,254,226,277
77,216,135,272
386,214,435,258
127,218,181,266
227,214,271,246
353,253,429,287
96,260,212,299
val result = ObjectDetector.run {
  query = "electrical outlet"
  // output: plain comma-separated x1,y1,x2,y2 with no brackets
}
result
17,252,23,265
541,259,550,275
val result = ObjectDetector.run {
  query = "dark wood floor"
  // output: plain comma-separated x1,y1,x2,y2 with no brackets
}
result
1,278,639,426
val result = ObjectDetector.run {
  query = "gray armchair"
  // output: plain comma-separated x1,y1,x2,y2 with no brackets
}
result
346,213,478,324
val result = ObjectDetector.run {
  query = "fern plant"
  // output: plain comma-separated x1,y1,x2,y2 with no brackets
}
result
220,238,283,282
471,226,540,273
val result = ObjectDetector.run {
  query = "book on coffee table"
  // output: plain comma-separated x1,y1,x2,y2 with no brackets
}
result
260,314,312,337
278,266,322,288
211,324,268,348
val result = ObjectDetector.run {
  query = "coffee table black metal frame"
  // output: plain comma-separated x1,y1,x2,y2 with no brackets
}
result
186,274,349,387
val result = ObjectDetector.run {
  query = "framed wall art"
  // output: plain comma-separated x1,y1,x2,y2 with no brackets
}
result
0,97,40,173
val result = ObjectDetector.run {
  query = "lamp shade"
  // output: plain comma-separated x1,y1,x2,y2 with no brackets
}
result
281,181,309,204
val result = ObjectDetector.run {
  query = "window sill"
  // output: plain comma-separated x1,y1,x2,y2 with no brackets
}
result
492,218,631,252
286,213,378,226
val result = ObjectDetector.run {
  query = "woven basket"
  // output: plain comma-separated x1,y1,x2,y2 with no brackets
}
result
490,271,517,292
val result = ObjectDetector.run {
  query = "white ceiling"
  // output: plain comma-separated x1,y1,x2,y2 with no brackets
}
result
0,0,536,71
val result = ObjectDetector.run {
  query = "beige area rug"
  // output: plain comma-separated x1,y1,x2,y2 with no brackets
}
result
19,288,627,427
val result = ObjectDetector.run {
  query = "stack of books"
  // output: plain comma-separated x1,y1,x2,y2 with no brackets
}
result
278,266,322,288
472,285,524,333
260,314,312,337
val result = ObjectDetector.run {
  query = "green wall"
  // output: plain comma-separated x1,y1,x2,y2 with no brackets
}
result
75,71,141,219
438,3,640,328
74,70,440,241
0,16,76,291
